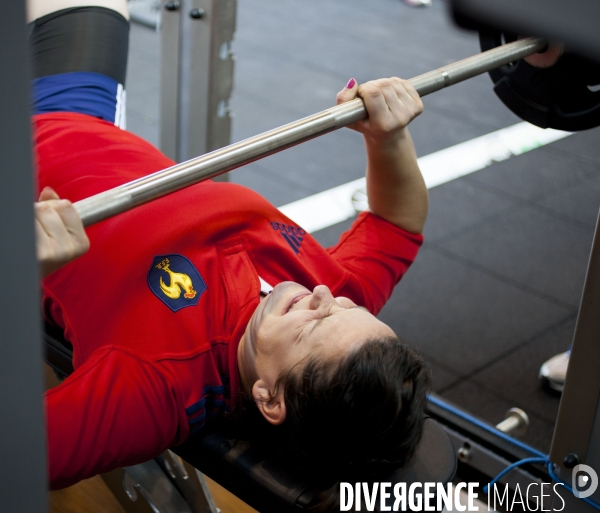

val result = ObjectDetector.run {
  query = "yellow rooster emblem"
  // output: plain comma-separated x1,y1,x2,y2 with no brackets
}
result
157,261,197,300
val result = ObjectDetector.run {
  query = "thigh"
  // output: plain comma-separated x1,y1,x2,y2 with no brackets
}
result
29,6,129,127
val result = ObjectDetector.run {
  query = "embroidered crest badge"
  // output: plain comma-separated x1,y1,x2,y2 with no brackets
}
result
148,254,206,312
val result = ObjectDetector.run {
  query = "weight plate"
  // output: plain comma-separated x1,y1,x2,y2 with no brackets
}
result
480,31,600,131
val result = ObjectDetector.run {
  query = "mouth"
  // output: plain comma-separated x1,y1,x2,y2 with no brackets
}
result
283,293,310,314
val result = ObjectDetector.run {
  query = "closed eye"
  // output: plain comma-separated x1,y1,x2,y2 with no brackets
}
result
305,305,369,337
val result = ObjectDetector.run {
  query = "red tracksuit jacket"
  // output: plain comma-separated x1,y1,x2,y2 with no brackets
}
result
34,112,423,489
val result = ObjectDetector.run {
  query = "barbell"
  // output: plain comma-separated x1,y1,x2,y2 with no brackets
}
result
75,37,550,227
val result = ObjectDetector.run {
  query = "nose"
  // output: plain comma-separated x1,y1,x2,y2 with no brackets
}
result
308,285,336,310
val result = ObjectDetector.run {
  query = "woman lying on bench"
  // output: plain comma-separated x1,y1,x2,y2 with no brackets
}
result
31,1,431,510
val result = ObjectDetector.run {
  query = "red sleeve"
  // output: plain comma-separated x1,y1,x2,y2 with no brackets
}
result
46,346,185,490
327,212,423,315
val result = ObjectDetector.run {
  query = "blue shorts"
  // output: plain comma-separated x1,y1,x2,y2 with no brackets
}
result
32,71,126,128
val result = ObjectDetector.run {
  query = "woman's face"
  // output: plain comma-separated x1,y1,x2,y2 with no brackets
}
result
237,281,395,423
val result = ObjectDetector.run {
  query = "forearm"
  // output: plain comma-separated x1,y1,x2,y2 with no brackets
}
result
365,128,428,234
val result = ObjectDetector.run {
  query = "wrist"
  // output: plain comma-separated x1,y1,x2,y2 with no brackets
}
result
363,128,410,153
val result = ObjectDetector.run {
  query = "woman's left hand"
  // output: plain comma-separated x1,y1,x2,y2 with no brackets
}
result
336,77,424,143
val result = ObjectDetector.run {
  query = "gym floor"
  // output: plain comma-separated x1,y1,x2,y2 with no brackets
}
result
126,0,599,464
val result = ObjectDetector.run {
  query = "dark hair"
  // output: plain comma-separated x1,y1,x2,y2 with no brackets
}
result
232,336,431,513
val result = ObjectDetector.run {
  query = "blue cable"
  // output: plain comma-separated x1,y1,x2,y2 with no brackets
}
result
428,395,546,458
429,395,600,511
484,458,600,511
482,457,547,493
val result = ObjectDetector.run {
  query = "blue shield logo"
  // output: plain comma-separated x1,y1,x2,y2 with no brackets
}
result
148,254,206,312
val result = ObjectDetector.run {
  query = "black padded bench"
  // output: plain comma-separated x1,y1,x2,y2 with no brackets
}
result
43,322,456,512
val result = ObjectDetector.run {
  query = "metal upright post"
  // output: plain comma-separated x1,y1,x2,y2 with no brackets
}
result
160,0,236,181
549,208,600,510
0,1,49,512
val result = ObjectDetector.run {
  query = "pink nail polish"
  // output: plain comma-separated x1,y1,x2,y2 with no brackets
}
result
346,78,356,89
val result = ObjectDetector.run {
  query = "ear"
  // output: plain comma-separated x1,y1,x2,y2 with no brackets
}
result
252,379,287,425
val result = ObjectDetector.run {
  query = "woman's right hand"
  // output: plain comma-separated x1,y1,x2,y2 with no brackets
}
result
35,187,90,278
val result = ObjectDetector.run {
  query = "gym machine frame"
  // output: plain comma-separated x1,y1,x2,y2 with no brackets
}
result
41,34,600,512
1,2,49,512
160,0,236,171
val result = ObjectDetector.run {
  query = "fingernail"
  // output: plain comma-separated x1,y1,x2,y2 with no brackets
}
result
346,78,356,89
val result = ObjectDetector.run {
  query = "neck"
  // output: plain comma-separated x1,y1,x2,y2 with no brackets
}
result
236,295,266,394
237,335,252,395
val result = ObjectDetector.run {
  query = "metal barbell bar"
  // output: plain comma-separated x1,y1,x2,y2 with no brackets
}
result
75,37,547,227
